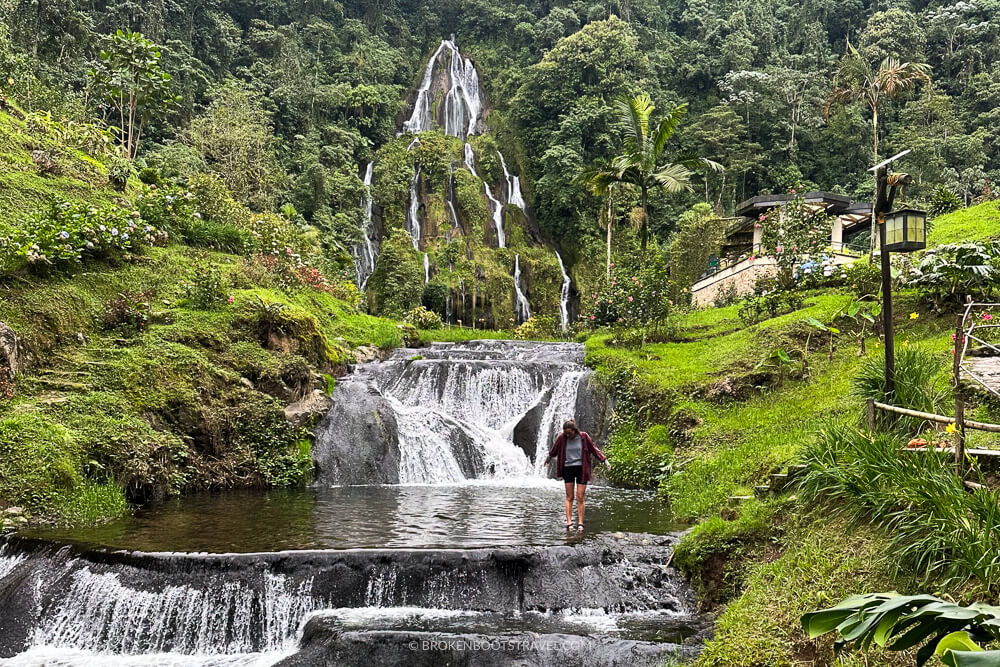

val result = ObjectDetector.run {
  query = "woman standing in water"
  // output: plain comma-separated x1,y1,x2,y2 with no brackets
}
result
544,419,610,532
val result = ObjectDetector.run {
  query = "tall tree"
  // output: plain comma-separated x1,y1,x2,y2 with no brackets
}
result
825,44,931,255
87,30,178,159
577,158,631,280
608,93,721,253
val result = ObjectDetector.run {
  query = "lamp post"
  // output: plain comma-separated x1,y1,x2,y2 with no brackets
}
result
870,149,926,399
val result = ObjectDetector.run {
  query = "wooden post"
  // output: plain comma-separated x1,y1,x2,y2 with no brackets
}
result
867,398,876,433
955,398,966,477
953,314,964,387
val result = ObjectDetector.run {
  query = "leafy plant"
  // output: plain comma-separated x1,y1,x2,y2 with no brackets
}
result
802,592,1000,666
737,277,803,326
102,291,152,335
514,315,556,339
852,345,949,428
404,305,443,330
754,347,800,386
799,424,1000,590
181,264,228,309
909,242,1000,311
929,185,962,217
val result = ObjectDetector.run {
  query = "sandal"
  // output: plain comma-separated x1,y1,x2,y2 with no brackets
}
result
566,522,573,531
576,523,584,533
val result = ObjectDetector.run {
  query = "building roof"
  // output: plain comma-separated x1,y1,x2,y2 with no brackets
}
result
735,191,856,217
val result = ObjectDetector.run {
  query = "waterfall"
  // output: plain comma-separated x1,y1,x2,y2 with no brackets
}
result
353,162,377,290
406,167,421,250
403,39,484,140
26,566,316,655
423,253,430,284
534,370,586,469
498,151,526,211
314,341,605,485
464,143,505,247
555,251,571,332
513,255,531,323
402,41,449,135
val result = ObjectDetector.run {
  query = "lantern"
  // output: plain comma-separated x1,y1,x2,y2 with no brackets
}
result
882,207,926,253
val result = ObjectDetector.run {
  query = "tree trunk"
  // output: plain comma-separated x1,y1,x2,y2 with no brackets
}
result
606,215,612,281
869,107,879,262
640,187,649,255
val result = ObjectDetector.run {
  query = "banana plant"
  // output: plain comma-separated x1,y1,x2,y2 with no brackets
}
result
802,592,1000,666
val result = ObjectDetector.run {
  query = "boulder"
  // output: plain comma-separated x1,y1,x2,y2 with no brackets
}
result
353,345,380,364
312,380,401,484
283,390,334,428
0,323,20,377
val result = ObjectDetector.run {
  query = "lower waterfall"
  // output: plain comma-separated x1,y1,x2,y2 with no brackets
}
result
313,341,606,485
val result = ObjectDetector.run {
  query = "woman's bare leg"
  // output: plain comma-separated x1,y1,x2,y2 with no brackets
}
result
564,483,574,525
576,484,586,525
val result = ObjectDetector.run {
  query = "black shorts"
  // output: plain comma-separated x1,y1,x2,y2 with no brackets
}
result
562,465,585,484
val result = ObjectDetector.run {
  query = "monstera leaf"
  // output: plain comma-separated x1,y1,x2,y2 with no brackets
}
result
802,593,1000,666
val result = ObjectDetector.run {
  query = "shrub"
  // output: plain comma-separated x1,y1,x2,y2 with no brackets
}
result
585,251,676,331
737,277,803,326
909,242,1000,311
102,291,152,335
181,264,229,309
405,305,443,329
843,260,881,298
1,201,167,274
852,345,949,430
137,184,252,253
799,424,1000,591
514,315,556,339
793,255,847,290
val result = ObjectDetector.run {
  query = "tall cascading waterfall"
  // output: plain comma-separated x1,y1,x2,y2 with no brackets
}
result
513,254,532,324
555,251,572,332
463,143,505,247
403,38,484,139
353,162,378,289
498,151,526,211
313,341,607,485
406,166,422,250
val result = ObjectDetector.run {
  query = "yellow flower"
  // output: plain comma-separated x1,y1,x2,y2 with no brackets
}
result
946,423,957,434
910,312,919,320
903,340,909,347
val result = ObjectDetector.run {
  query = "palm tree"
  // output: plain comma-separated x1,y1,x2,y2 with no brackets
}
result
609,93,722,254
825,43,931,256
577,159,630,280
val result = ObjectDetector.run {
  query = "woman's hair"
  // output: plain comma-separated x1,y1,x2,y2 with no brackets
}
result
562,419,579,435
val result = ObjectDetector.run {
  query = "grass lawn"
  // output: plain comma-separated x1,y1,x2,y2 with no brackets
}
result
927,201,1000,247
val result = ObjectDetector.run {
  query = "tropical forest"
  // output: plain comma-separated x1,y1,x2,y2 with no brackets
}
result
2,0,1000,664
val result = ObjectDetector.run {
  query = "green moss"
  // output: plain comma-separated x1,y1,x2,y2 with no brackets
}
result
694,515,914,667
0,413,85,520
605,422,674,489
927,201,1000,246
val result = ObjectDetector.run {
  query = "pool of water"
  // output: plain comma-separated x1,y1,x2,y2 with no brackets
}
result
25,481,684,552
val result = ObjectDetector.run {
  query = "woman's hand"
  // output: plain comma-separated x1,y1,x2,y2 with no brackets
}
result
544,457,551,465
604,460,611,469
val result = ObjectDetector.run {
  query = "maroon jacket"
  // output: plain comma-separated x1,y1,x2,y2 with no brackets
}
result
547,431,607,484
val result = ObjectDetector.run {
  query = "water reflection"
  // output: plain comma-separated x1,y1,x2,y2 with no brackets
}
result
26,482,683,553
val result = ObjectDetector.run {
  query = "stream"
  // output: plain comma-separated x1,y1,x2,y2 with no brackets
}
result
0,341,706,666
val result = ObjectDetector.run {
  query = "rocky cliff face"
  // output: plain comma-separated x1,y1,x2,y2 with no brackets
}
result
358,38,579,330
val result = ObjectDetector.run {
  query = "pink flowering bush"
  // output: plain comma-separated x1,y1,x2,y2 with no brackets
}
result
758,193,832,289
1,201,167,274
587,252,676,334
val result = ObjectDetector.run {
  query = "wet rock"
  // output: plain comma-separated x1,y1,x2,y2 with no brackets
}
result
284,390,333,428
353,345,380,364
574,374,612,445
0,323,20,377
512,388,551,460
313,380,401,484
277,627,700,667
